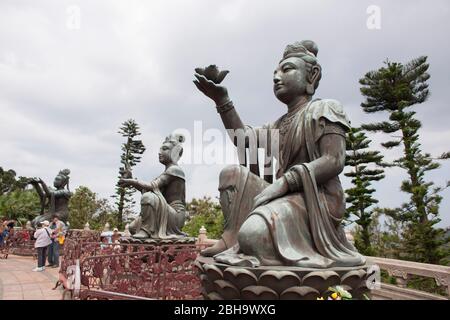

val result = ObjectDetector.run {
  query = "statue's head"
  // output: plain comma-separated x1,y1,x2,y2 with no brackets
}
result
159,134,185,165
54,169,70,189
273,40,322,105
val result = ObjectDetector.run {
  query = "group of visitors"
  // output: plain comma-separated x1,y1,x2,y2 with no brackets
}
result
0,220,16,247
100,228,121,251
33,215,67,272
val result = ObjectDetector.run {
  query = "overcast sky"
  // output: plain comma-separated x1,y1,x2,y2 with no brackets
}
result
0,0,449,228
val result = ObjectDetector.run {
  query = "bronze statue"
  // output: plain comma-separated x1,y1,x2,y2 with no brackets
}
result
193,40,366,268
29,169,72,228
119,134,187,240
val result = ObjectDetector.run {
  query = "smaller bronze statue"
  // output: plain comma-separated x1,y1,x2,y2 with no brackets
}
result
118,134,187,240
29,169,72,228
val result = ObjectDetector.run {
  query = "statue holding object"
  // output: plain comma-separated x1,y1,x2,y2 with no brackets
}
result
29,169,72,228
118,134,188,240
193,40,366,269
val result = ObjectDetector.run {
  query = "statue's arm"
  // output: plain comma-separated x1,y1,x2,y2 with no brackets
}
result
38,179,52,197
119,174,172,193
29,180,45,199
310,130,346,183
194,71,261,147
284,122,346,191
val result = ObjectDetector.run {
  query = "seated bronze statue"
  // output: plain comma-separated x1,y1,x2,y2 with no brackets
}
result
119,134,187,240
193,40,366,268
29,169,72,228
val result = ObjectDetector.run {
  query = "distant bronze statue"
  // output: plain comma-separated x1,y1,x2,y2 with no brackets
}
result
29,169,72,228
119,134,187,240
193,40,366,268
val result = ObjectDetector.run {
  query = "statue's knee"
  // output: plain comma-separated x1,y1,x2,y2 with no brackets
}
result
238,215,266,246
141,192,158,207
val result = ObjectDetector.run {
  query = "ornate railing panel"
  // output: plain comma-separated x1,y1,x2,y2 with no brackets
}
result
6,230,36,257
73,244,202,300
367,256,450,300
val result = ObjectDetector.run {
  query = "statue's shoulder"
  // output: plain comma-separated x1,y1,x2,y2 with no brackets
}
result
309,98,350,130
309,98,345,114
164,165,185,180
53,188,72,198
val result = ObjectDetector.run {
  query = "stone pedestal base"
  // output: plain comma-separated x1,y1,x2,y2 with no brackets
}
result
119,236,196,245
196,256,370,300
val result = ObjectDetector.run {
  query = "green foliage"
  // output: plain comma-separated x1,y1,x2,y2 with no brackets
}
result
183,197,224,239
69,186,116,230
0,189,41,224
345,127,385,255
0,166,28,195
359,56,449,264
112,119,146,228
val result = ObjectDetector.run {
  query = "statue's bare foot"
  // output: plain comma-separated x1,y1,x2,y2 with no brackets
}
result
201,238,229,257
132,230,149,239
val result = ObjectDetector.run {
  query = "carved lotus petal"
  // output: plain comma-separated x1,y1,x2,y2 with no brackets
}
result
241,285,278,300
341,269,367,289
194,259,204,272
213,280,240,299
200,274,214,293
302,271,340,295
203,263,223,282
258,270,301,295
280,286,320,300
195,65,229,84
207,291,223,300
223,267,258,290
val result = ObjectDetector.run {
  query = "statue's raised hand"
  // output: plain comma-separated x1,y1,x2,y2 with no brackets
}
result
193,65,230,106
28,177,40,184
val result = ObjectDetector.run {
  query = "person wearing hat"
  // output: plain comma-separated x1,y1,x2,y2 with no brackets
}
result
47,215,66,268
33,220,52,272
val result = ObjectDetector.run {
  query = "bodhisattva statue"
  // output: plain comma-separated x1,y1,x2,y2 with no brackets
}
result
118,134,187,240
29,169,72,228
193,40,366,268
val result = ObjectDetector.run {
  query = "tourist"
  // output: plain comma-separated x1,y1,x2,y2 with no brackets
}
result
47,215,66,268
100,236,110,250
4,220,15,239
0,224,5,247
33,220,52,272
112,228,121,252
112,228,120,243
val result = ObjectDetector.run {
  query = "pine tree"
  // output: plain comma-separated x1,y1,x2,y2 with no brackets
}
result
359,56,449,264
112,119,146,228
345,127,385,255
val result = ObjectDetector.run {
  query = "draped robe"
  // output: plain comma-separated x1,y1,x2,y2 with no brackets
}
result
215,99,366,268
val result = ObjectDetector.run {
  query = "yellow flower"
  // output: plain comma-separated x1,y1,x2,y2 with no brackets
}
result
331,292,339,300
317,297,324,300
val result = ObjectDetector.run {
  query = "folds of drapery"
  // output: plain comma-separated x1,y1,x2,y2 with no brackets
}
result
140,190,186,239
214,99,365,268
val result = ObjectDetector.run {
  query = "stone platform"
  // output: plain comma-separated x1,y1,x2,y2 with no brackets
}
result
0,255,63,300
119,236,196,245
196,256,371,300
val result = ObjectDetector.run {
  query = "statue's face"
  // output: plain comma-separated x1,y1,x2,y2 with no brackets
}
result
53,175,64,188
273,57,308,104
159,142,173,165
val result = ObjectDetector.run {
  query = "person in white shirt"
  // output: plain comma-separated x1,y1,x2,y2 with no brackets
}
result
33,220,52,272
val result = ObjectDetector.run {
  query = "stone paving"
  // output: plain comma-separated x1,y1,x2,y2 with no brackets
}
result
0,255,63,300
